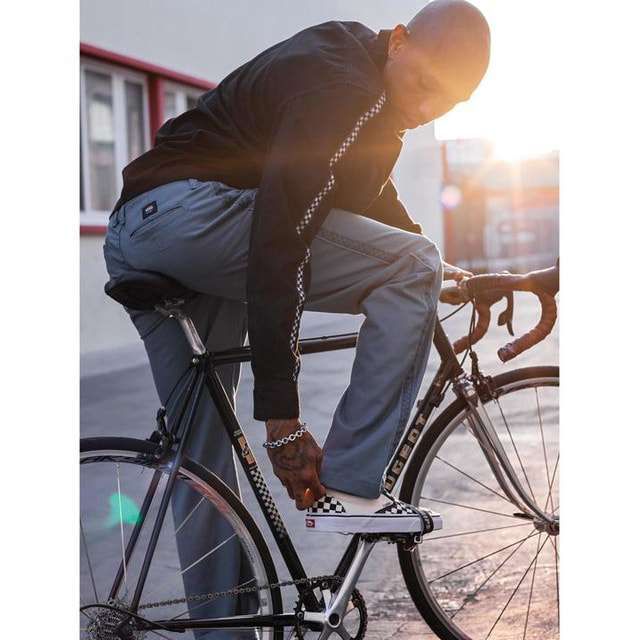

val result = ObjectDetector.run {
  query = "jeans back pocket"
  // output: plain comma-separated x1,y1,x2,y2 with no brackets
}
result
124,202,185,255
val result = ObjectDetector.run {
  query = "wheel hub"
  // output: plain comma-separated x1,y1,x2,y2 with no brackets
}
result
534,514,560,536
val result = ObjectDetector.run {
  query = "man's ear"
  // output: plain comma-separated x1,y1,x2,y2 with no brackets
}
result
387,24,410,58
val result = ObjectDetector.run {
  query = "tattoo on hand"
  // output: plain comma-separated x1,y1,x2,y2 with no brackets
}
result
270,441,308,471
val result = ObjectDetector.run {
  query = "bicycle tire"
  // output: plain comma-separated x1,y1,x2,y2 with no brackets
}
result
398,366,559,640
80,436,284,639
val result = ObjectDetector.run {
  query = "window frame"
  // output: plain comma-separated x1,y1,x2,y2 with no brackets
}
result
163,81,202,122
80,57,151,226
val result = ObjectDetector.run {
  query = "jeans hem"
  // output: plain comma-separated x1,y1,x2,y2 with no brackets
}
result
320,464,383,499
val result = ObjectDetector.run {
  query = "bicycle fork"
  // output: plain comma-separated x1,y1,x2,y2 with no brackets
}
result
454,376,558,532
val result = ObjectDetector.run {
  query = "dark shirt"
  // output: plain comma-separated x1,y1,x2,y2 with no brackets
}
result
114,21,423,420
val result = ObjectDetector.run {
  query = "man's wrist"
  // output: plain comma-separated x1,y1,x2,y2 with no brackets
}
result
266,417,302,436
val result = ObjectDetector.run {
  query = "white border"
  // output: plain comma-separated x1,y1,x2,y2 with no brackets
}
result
3,2,640,638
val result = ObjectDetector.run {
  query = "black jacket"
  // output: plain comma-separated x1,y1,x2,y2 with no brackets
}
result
114,21,423,420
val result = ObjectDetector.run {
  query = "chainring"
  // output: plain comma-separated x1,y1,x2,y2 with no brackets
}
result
294,579,367,639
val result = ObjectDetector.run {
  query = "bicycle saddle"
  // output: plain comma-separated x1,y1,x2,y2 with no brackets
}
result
104,271,195,310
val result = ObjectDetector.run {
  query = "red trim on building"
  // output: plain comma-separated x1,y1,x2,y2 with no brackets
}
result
80,43,216,90
147,75,166,142
80,225,107,236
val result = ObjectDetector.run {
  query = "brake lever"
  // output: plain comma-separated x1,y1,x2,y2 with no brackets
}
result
496,291,515,337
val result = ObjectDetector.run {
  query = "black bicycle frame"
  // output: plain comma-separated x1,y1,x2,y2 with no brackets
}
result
116,317,466,632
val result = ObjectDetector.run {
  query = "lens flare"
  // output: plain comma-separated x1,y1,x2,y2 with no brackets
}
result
106,492,141,527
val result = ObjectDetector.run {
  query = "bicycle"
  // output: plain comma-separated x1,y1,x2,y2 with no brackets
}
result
80,261,559,640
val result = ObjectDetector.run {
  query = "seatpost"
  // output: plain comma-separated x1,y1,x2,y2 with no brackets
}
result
156,303,207,356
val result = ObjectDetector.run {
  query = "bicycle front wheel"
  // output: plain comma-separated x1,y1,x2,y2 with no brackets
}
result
399,366,559,640
80,437,283,639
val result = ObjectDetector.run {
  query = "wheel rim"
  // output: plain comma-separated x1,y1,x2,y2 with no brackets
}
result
410,376,559,640
80,446,276,639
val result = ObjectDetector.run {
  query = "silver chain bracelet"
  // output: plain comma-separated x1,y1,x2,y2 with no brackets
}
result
262,423,308,449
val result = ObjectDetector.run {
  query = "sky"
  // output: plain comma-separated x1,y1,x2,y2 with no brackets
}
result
434,0,561,160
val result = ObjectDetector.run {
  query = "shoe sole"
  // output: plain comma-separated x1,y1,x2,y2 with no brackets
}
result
305,511,443,534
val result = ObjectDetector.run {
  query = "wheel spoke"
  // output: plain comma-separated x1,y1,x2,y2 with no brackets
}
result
522,533,542,639
484,535,550,639
494,397,539,507
174,496,205,535
421,495,520,520
554,534,560,625
535,388,555,513
450,530,535,620
435,455,511,505
543,453,560,513
115,463,128,593
425,522,531,542
80,517,100,603
430,530,539,583
179,533,237,576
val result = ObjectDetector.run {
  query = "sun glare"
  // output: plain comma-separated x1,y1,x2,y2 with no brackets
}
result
434,0,560,163
490,133,556,163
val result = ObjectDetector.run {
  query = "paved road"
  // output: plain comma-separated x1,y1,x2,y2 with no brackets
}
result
81,292,559,639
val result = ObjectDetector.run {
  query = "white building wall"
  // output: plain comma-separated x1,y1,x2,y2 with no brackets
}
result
80,236,139,354
80,0,443,361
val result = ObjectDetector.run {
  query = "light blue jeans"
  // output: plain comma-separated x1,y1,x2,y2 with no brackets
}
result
103,178,442,633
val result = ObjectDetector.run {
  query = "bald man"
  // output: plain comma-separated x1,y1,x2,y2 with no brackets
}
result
105,0,489,629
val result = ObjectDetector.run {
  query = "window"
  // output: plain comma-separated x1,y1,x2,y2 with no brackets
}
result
80,59,150,223
163,83,202,123
186,94,199,110
85,70,116,212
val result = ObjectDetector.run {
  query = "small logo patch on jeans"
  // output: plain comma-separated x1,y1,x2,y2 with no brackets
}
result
142,201,158,219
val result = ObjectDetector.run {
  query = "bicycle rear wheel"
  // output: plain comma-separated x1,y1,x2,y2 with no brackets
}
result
80,437,283,639
398,366,559,640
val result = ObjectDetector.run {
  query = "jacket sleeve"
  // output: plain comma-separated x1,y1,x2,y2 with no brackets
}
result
362,178,423,234
248,84,394,420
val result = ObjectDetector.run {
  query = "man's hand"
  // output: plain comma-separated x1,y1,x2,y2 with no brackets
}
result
443,261,473,283
265,418,326,510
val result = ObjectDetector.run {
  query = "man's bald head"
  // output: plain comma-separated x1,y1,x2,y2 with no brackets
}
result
383,0,491,129
408,0,490,92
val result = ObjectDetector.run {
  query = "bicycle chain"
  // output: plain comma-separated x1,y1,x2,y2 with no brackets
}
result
138,573,343,611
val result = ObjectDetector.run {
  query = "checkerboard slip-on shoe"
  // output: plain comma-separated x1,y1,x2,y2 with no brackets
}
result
304,489,443,535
